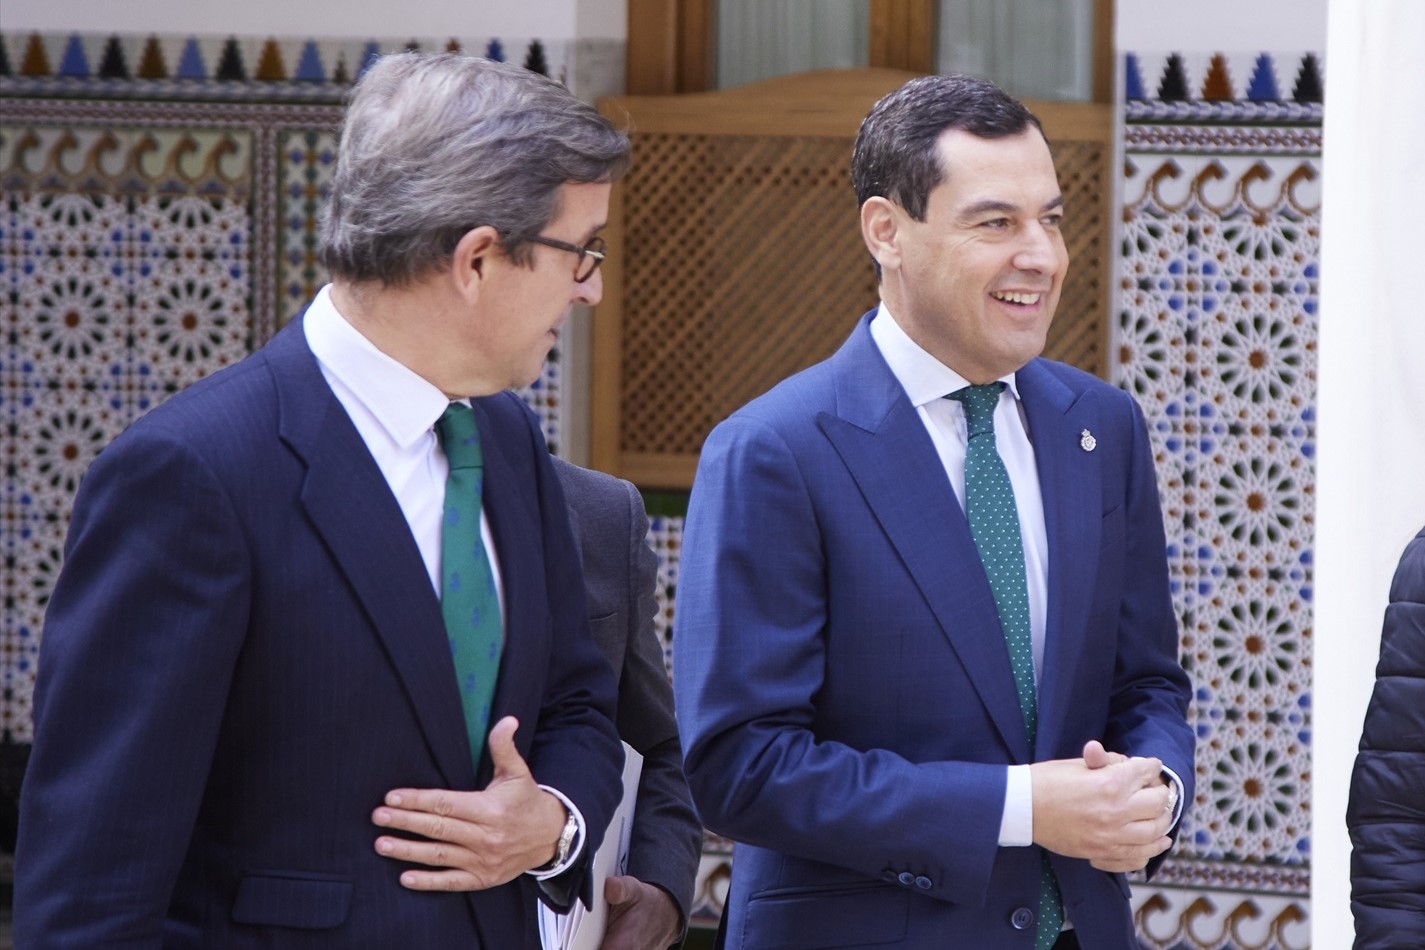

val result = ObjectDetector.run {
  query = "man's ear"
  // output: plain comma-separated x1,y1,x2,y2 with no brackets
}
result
860,197,902,274
451,226,502,301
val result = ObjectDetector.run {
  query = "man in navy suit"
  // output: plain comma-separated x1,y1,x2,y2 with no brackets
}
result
674,75,1194,949
17,52,628,948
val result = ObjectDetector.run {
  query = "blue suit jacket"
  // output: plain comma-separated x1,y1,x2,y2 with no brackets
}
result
674,313,1194,949
16,318,624,948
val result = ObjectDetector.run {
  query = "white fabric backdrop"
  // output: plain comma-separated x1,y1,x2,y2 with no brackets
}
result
1316,1,1425,946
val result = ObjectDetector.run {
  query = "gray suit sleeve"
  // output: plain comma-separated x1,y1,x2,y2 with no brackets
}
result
611,477,702,928
555,458,702,933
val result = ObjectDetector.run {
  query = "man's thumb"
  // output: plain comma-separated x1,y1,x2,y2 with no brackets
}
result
1083,739,1125,769
604,875,632,905
486,716,528,779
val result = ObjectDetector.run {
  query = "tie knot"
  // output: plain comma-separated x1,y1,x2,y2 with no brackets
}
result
436,403,483,471
948,382,1005,437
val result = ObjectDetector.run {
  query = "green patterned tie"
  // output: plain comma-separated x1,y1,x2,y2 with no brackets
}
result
947,383,1064,950
436,402,504,768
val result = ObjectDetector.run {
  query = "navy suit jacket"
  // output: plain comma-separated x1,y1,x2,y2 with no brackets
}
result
674,313,1194,949
16,317,624,948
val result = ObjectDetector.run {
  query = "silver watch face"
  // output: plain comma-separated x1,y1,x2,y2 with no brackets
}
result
555,810,577,862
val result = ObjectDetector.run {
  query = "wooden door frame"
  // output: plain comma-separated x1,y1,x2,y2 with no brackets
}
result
868,0,935,73
626,0,715,94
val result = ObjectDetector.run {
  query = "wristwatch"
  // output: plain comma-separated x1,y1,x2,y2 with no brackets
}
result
536,808,579,873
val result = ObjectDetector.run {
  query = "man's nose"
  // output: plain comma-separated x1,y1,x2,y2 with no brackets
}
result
573,267,603,306
1013,223,1061,273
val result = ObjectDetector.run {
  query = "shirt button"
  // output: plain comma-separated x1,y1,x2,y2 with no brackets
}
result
1011,907,1035,930
898,871,916,887
914,876,932,890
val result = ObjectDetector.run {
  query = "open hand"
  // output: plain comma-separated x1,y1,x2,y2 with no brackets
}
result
372,716,569,890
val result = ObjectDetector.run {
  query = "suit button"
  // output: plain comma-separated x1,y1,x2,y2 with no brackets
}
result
1011,907,1035,930
898,871,916,887
914,876,932,890
882,870,898,883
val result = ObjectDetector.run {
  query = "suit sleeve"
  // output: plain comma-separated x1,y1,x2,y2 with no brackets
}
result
1347,530,1425,949
675,416,1008,905
15,427,251,948
516,407,624,911
612,478,702,925
1099,392,1196,876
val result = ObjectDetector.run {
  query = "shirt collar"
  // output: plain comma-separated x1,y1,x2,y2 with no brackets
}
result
868,302,1021,408
303,284,454,447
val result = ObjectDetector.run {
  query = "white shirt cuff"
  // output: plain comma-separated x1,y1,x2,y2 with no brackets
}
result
998,764,1035,847
1162,765,1186,830
525,784,586,880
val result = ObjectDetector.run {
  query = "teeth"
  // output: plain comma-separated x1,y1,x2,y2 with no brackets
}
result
992,291,1041,305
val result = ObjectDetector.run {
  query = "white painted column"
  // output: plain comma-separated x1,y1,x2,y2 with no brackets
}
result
1315,2,1425,947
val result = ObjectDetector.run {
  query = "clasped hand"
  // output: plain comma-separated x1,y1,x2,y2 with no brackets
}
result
371,715,567,891
1029,740,1177,873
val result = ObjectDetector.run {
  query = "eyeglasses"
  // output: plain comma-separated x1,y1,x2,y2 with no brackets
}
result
527,235,607,283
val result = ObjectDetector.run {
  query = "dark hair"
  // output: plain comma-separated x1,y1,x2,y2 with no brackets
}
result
852,73,1044,222
319,52,630,286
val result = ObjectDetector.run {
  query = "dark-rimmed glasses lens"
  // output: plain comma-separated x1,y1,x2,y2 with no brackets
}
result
528,235,607,283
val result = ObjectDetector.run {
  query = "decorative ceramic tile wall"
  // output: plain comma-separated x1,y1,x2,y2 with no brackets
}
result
643,503,684,680
1117,49,1319,948
0,115,267,741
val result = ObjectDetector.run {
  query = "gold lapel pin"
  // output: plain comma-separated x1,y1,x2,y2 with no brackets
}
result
1080,429,1097,452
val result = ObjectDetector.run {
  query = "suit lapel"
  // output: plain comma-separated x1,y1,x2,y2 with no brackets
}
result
817,318,1030,760
265,320,478,792
1016,360,1102,759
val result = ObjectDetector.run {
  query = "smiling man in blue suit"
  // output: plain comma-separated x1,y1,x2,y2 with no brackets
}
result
18,53,628,948
674,75,1195,950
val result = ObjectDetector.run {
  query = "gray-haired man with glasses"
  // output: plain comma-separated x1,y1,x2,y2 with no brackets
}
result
19,52,644,949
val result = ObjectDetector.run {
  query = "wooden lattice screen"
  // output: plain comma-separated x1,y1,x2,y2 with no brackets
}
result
593,69,1112,488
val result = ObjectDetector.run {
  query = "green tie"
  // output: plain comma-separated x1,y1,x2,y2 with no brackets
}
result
947,383,1063,950
436,402,504,768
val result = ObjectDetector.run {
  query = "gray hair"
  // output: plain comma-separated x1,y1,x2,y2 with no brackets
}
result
318,52,630,286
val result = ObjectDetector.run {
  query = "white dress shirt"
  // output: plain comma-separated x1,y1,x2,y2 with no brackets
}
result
304,284,583,878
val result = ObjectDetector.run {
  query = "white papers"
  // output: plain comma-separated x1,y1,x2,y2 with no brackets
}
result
539,741,643,950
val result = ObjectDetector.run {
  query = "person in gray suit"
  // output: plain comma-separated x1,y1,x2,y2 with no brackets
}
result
375,455,702,950
553,456,703,948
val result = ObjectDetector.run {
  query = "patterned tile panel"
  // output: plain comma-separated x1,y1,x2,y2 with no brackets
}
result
1,180,254,739
1,31,575,96
1118,50,1320,923
1133,885,1309,950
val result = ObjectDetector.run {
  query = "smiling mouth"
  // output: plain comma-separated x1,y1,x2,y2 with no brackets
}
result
990,290,1043,306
